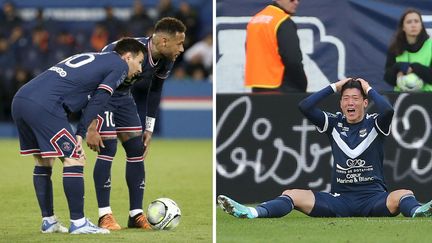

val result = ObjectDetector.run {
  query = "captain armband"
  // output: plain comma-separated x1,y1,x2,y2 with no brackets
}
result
145,116,156,132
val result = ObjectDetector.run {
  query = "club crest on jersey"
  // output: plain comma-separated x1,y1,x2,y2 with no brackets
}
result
359,128,368,137
61,142,72,151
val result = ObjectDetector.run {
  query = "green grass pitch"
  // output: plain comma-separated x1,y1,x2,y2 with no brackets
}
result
0,139,212,243
217,203,432,243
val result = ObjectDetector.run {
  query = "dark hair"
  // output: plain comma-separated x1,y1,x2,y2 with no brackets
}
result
113,37,146,57
154,17,187,35
341,78,367,99
388,8,429,56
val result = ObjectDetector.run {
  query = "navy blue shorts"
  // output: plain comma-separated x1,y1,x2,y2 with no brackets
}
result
309,191,398,217
96,94,142,137
12,97,79,159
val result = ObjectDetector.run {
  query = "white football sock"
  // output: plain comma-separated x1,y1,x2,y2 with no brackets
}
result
98,206,112,217
129,209,143,217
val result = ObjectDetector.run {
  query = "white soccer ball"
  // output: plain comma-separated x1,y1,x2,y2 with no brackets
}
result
146,198,181,230
396,73,423,92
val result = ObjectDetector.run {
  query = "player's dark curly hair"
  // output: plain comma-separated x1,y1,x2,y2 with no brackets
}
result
154,17,187,35
113,38,146,57
341,78,367,99
388,8,429,56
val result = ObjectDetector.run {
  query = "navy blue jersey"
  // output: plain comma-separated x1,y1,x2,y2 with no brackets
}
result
15,52,128,137
102,37,174,118
15,52,127,114
299,85,394,193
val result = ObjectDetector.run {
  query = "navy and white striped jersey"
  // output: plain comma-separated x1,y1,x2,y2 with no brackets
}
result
299,86,394,193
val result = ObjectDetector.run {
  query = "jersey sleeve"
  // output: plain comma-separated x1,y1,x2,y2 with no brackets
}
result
76,61,128,137
367,89,394,136
144,61,173,128
298,85,336,132
98,63,128,95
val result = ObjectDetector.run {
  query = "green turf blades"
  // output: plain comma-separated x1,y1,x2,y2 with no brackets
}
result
0,139,212,242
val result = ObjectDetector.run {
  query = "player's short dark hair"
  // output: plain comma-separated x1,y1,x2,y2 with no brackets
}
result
341,78,367,99
154,17,187,35
113,38,146,57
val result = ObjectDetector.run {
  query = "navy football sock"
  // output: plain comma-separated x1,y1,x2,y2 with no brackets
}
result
256,195,294,218
93,139,117,208
33,166,54,217
63,166,84,220
399,194,421,217
123,136,145,211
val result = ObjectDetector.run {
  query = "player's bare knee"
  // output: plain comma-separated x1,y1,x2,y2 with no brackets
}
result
391,189,414,199
118,131,142,143
388,189,414,207
63,157,85,167
282,189,294,197
282,189,306,201
34,156,54,167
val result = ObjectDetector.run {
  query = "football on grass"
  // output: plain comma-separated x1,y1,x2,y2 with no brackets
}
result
146,198,181,230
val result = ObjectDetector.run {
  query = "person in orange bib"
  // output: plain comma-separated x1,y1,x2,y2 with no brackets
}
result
245,0,307,93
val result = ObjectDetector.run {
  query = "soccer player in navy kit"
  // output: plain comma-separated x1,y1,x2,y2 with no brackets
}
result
218,78,432,219
83,17,186,230
11,38,145,234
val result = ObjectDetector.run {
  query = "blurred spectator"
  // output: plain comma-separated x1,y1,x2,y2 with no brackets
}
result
175,1,199,46
128,0,154,37
0,34,16,74
0,67,31,121
90,23,109,51
27,8,58,33
98,6,125,41
0,1,22,35
49,30,76,63
157,0,176,18
183,33,212,80
19,26,50,76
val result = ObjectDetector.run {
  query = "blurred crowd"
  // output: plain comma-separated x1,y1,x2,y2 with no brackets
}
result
0,0,213,121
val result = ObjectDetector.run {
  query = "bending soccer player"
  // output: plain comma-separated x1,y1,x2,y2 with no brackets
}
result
218,78,432,218
12,38,145,234
85,17,186,230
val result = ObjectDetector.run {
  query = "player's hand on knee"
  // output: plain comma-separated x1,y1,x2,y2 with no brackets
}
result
86,130,105,153
143,131,153,159
75,135,86,159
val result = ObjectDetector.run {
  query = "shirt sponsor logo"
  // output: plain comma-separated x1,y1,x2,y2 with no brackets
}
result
49,66,67,77
359,128,368,137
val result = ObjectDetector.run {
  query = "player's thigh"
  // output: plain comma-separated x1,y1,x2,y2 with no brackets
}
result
96,102,118,139
309,192,351,217
282,189,315,214
33,155,55,167
12,97,80,159
113,96,143,143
